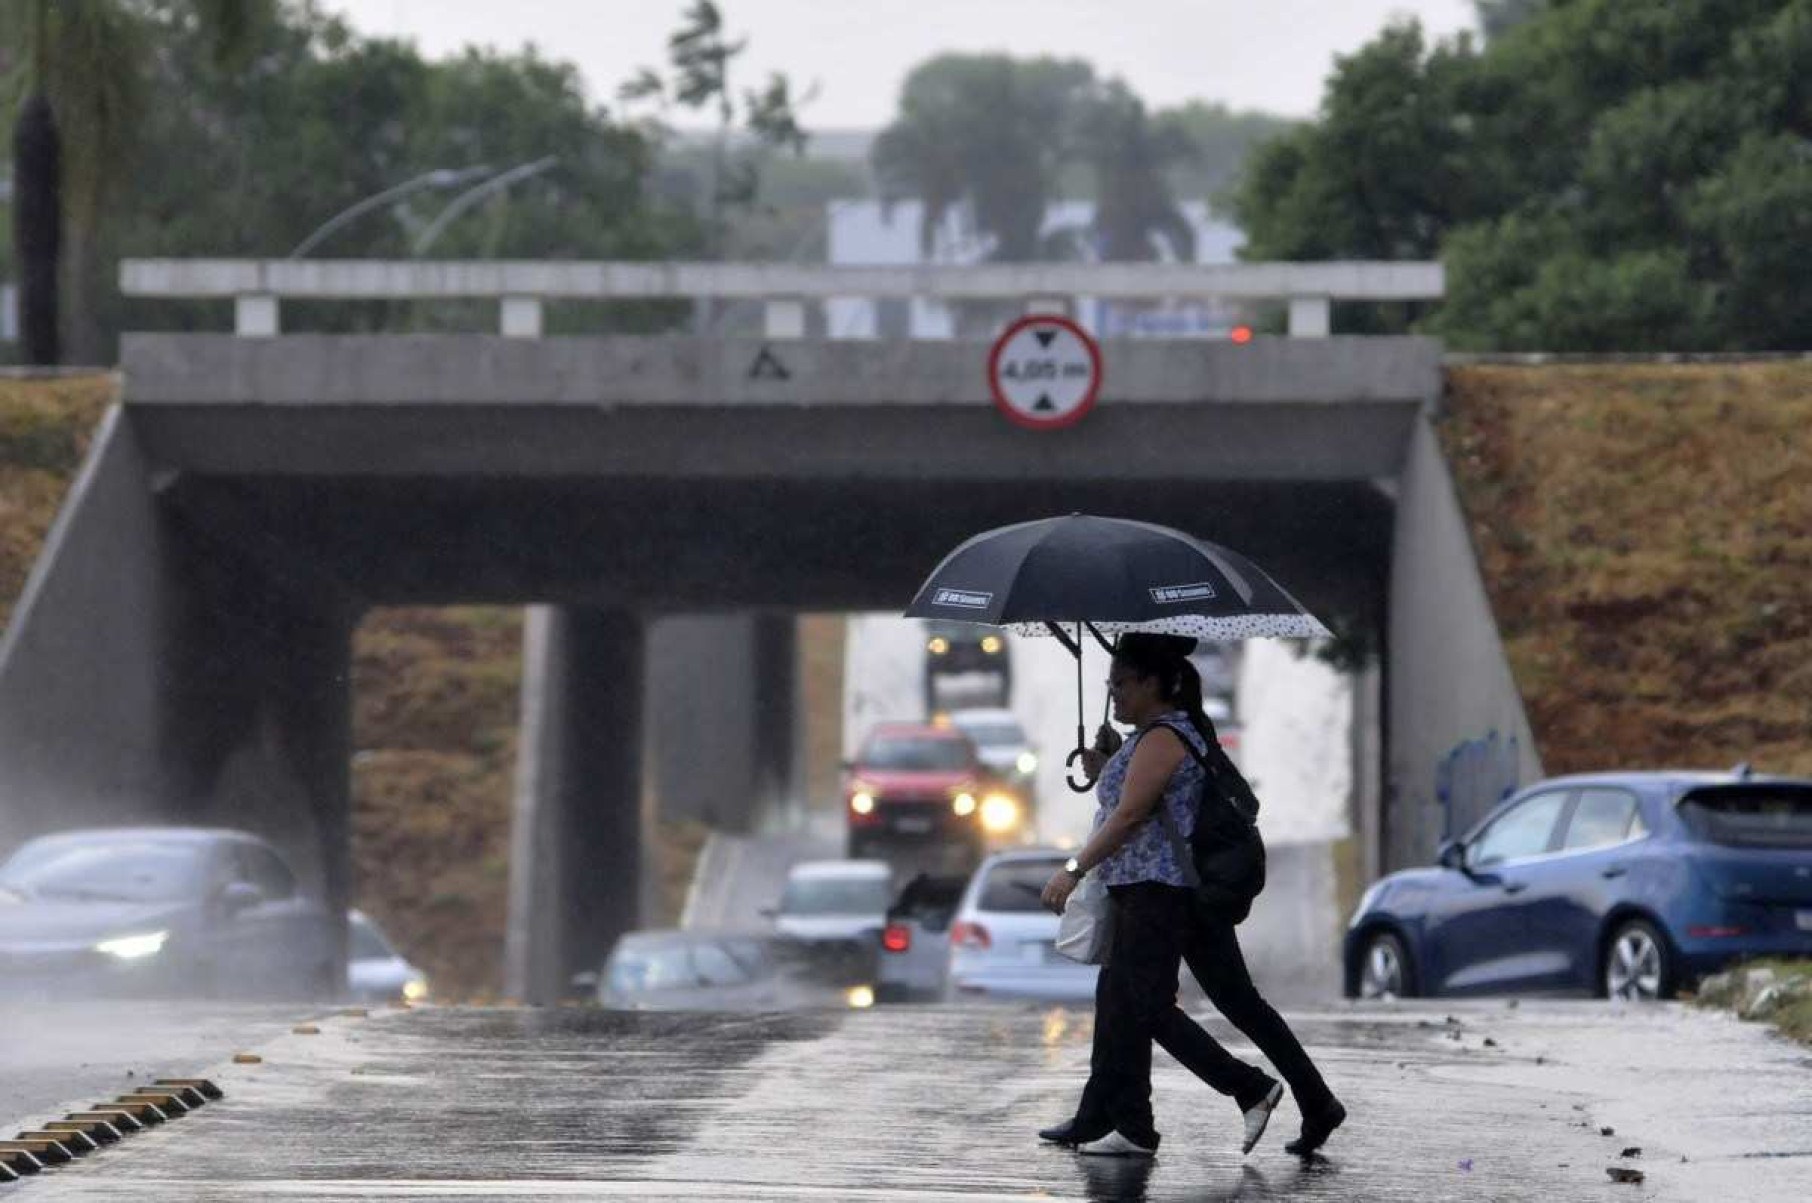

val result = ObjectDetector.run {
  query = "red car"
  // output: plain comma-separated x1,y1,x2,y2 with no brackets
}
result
845,723,1024,862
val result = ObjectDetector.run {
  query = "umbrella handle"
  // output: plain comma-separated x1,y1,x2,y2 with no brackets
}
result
1065,746,1097,793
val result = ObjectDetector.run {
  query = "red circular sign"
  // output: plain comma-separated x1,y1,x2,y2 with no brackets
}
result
986,314,1103,430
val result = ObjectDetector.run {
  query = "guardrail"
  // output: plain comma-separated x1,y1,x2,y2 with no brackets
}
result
119,259,1445,340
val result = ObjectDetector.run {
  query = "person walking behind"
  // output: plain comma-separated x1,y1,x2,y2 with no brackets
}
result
1035,633,1287,1158
1128,636,1347,1157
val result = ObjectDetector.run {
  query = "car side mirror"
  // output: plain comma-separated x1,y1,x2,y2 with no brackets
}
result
1437,840,1465,871
217,880,264,914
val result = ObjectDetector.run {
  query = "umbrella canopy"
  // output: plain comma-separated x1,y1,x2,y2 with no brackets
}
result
904,514,1330,642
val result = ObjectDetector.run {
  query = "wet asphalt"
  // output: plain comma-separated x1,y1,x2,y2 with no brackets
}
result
4,996,1808,1201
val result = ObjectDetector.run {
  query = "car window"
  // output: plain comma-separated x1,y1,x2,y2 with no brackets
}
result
780,876,892,916
977,859,1063,912
609,945,696,992
349,917,395,959
237,842,297,900
1678,786,1812,849
692,942,753,987
1470,792,1568,867
859,736,974,771
1561,788,1642,851
0,840,207,902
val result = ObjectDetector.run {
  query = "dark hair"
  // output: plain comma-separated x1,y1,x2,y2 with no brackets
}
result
1112,633,1218,751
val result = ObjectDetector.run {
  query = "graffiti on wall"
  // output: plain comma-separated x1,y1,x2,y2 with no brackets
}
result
1434,729,1522,840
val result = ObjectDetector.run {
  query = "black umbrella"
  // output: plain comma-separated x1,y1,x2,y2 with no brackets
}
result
904,514,1330,791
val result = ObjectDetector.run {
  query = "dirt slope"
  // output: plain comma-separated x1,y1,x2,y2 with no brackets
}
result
1441,361,1812,777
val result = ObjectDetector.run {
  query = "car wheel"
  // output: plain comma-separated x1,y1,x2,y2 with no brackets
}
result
1603,918,1674,1001
1358,931,1414,1000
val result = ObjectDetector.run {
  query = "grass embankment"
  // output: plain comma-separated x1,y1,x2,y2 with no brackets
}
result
1441,362,1812,778
0,373,116,631
1691,959,1812,1045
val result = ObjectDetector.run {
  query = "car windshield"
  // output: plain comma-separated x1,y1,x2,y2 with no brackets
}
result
860,736,972,771
977,860,1064,912
1678,786,1812,849
608,945,699,992
780,877,892,916
349,919,396,960
0,840,206,903
956,721,1024,748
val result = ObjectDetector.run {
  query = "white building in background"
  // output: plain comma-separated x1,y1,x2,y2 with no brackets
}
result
824,198,1246,340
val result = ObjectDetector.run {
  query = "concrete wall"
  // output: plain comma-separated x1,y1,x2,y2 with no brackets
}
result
505,606,647,1004
1386,417,1543,869
0,408,170,844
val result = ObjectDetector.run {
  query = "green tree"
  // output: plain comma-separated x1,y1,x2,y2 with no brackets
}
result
1070,81,1196,261
1230,0,1812,350
871,54,1095,261
2,0,267,364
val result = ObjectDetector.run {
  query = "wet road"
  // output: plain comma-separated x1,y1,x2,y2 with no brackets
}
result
8,998,1807,1200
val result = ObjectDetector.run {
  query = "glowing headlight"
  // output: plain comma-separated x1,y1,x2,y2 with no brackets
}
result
1015,751,1038,775
94,930,168,960
927,637,950,655
980,794,1021,834
980,635,1003,655
952,792,977,817
402,977,429,1002
844,984,876,1010
850,791,876,815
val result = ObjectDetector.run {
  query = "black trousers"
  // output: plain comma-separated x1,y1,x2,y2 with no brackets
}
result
1171,906,1337,1117
1072,885,1336,1145
1073,883,1271,1146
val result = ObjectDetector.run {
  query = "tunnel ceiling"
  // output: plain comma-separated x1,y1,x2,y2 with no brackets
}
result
158,474,1393,635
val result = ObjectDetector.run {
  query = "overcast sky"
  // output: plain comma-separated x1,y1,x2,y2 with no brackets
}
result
320,1,1481,127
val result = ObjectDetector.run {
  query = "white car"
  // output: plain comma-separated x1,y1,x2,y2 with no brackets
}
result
769,859,893,943
347,910,428,1003
945,849,1098,1003
947,708,1039,795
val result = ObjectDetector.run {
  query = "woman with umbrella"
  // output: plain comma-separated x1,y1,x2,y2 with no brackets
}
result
908,516,1347,1158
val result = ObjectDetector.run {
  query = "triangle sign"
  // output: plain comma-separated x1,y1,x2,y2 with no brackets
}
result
1034,393,1056,411
1034,329,1057,349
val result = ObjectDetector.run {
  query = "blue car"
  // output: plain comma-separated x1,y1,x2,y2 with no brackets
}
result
1345,771,1812,1001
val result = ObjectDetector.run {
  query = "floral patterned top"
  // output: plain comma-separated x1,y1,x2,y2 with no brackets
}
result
1090,711,1207,888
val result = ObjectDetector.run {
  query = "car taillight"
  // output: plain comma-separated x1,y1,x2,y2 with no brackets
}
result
950,920,992,951
882,923,911,953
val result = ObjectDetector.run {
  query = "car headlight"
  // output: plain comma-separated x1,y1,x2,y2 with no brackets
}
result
402,977,429,1002
980,635,1003,655
980,794,1021,833
94,930,169,960
952,792,977,817
844,984,876,1010
850,791,876,815
1015,751,1038,776
1349,881,1386,928
927,637,950,655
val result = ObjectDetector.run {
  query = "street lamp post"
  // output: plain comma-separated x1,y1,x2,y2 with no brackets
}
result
288,166,494,259
412,157,559,256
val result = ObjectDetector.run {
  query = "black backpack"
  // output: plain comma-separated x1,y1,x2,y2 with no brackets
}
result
1149,718,1267,925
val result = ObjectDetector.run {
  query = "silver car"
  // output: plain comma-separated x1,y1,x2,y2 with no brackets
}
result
347,910,429,1003
593,930,876,1011
945,849,1099,1003
0,827,338,1000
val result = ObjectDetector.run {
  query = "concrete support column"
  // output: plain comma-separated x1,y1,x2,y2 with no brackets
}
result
751,613,800,828
506,605,646,1004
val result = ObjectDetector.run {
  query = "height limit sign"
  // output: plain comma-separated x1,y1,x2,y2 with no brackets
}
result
987,314,1102,430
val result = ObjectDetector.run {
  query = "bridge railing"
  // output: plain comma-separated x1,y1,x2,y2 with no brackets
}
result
119,259,1444,340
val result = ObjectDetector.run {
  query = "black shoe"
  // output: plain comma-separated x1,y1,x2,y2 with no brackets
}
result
1284,1099,1347,1156
1038,1119,1106,1146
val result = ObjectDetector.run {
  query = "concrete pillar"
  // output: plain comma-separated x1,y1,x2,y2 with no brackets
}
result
1387,418,1543,870
235,295,279,337
506,605,646,1004
645,613,801,835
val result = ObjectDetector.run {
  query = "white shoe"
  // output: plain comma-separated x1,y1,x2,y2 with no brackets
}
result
1241,1081,1284,1155
1076,1130,1157,1158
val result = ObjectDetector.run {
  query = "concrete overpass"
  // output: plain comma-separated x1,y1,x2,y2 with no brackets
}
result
0,260,1539,1001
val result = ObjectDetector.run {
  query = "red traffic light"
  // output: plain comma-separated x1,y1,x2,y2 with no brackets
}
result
1229,325,1255,345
